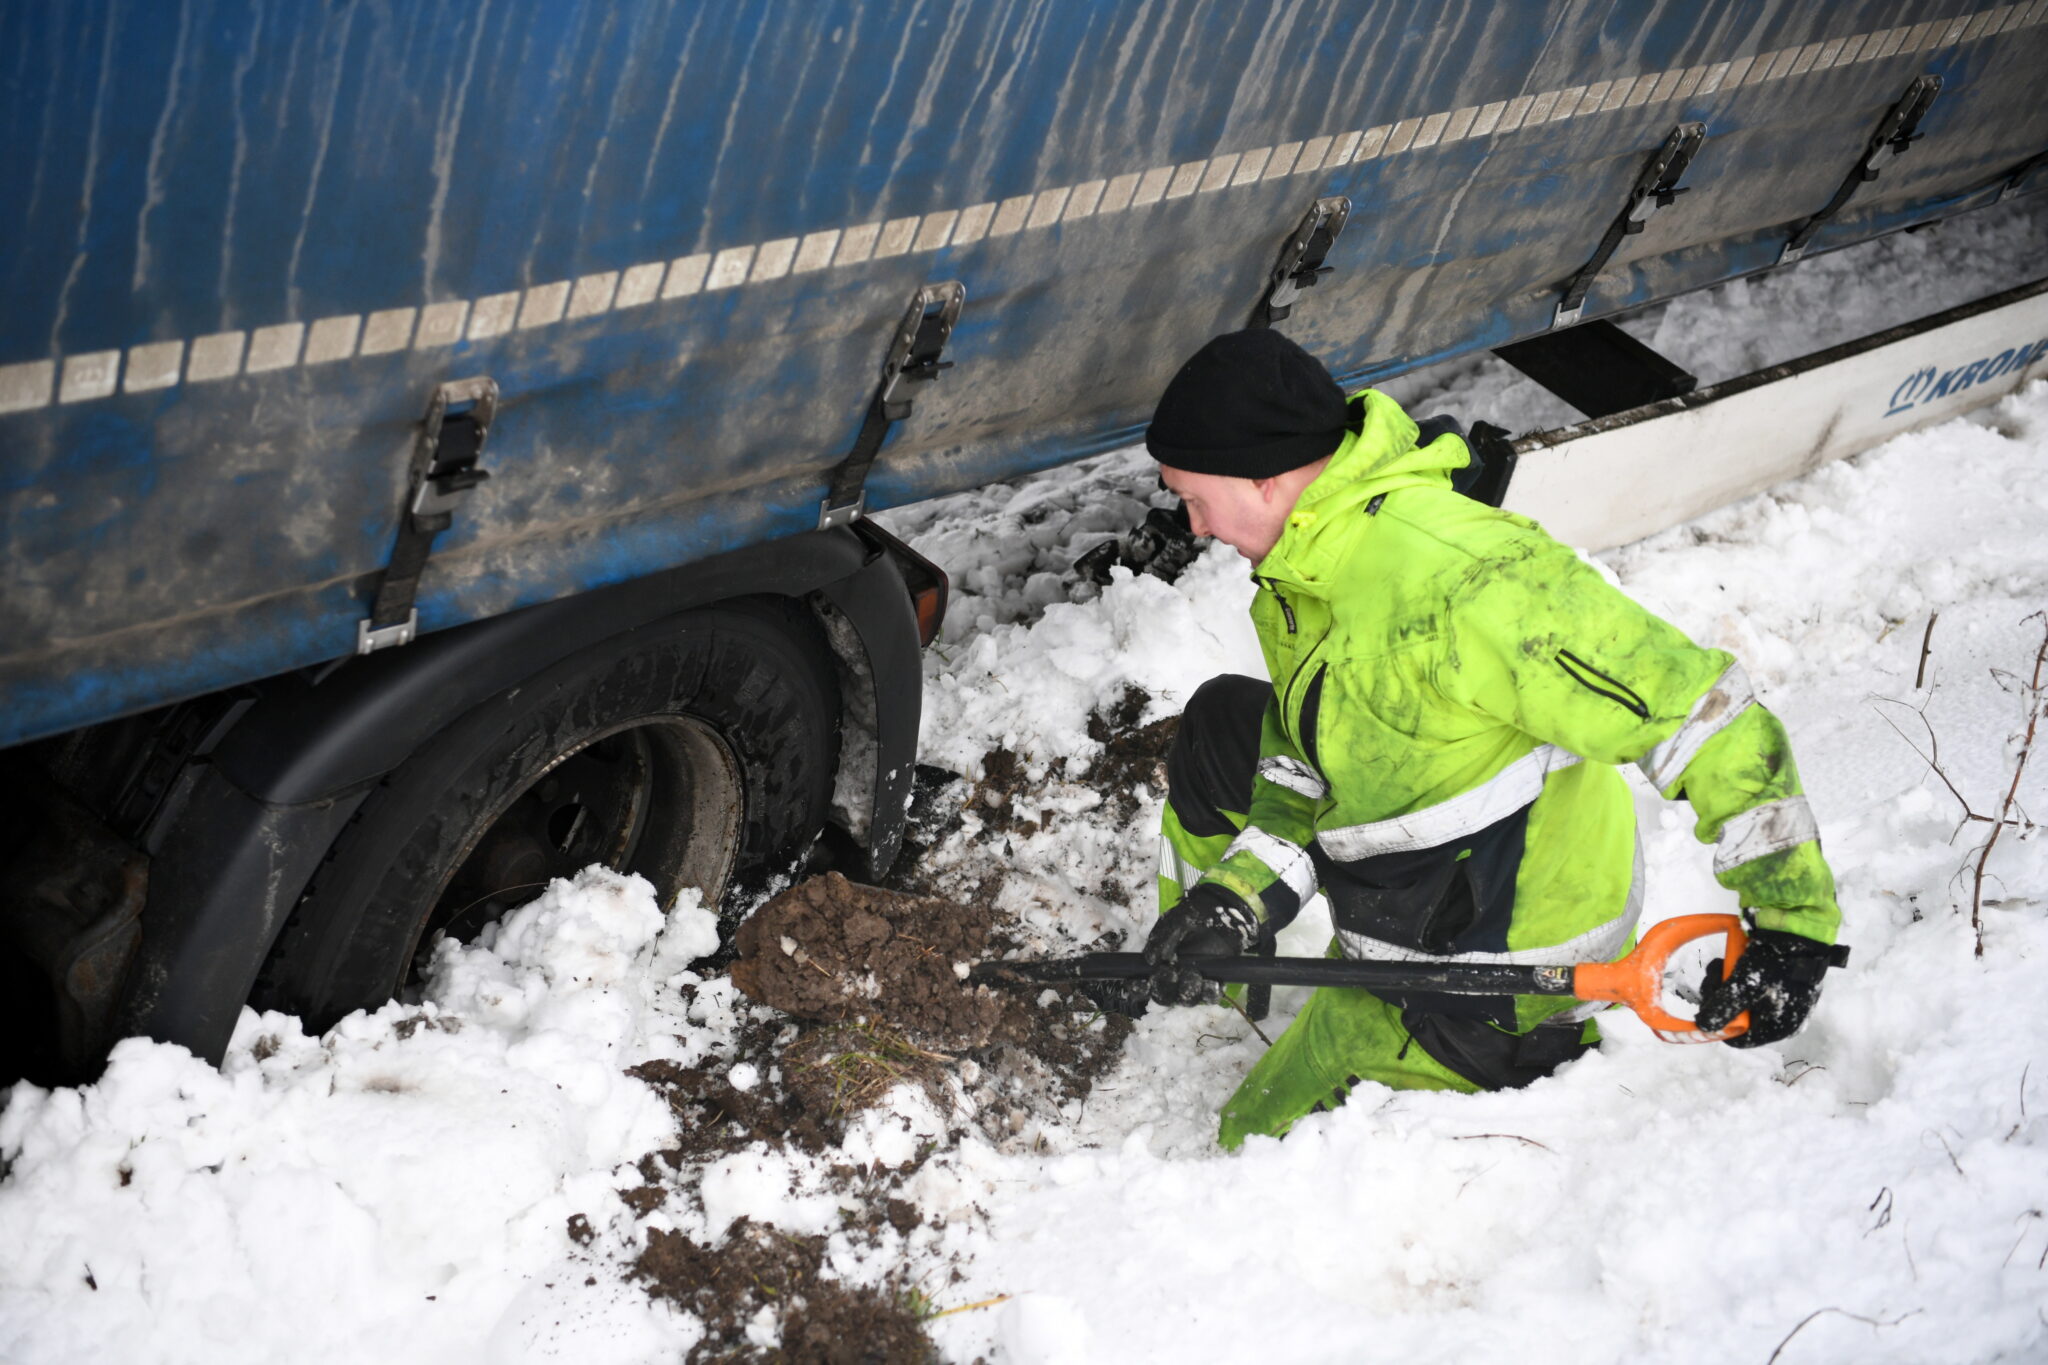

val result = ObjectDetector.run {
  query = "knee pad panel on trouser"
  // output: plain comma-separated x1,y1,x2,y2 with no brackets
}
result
1402,1011,1598,1092
1164,674,1271,839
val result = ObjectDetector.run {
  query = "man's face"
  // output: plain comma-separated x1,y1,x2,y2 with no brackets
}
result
1158,466,1295,564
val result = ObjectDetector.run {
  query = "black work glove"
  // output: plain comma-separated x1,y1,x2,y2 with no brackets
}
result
1142,883,1260,1007
1072,975,1153,1019
1696,927,1850,1048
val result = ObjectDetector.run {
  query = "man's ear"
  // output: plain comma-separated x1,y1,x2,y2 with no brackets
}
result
1253,476,1279,502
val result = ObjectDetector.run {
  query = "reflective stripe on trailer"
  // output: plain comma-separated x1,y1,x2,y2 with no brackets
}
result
5,4,2041,417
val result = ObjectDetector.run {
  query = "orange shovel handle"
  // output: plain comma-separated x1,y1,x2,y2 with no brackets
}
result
1572,913,1750,1043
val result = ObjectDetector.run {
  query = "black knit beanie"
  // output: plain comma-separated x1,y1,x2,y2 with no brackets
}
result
1145,329,1349,477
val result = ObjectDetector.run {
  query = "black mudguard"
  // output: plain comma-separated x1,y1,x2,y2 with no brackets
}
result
817,545,923,880
119,526,923,1064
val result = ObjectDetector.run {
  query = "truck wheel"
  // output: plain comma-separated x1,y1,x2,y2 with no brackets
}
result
251,599,838,1032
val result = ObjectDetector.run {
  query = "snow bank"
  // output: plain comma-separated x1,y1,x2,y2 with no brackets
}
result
0,868,726,1365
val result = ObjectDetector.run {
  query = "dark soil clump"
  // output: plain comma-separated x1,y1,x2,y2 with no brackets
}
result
1084,684,1178,825
731,872,1004,1050
634,1218,933,1364
628,1055,842,1156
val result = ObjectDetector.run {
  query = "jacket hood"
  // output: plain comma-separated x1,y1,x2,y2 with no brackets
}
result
1255,389,1469,588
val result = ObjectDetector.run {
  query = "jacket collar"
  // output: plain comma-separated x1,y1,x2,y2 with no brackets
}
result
1253,390,1469,593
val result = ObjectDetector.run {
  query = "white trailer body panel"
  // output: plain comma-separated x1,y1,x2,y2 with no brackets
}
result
1506,279,2048,550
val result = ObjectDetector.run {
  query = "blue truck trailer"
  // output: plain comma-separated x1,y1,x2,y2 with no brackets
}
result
3,0,2045,1080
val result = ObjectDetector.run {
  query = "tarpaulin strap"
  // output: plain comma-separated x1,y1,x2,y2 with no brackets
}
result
1781,75,1942,264
1554,123,1705,327
819,282,965,529
366,513,444,633
822,391,896,526
360,378,497,654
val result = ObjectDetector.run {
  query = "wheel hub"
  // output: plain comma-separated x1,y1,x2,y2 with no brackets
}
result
420,716,742,965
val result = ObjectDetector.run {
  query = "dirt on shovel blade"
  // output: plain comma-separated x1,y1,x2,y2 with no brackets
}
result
731,872,1005,1049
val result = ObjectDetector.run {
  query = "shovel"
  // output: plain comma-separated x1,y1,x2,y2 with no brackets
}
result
972,912,1780,1043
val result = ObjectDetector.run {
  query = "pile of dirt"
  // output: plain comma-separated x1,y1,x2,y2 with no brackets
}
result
572,749,1156,1359
569,691,1176,1357
732,873,1132,1119
731,872,1005,1050
633,1217,934,1364
967,745,1043,837
626,1026,957,1157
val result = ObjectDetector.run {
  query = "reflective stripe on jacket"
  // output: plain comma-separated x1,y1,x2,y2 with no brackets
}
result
1197,389,1841,1024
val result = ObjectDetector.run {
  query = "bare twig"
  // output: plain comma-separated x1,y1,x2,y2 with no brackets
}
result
1450,1132,1555,1152
1219,992,1273,1047
1866,1187,1893,1233
1778,1061,1827,1087
1870,694,2033,835
1917,612,1939,689
1878,616,2048,954
1869,695,1977,832
1969,614,2048,957
2003,1210,2042,1267
1455,1162,1498,1197
1926,1128,1966,1178
1766,1307,1922,1364
925,1293,1013,1320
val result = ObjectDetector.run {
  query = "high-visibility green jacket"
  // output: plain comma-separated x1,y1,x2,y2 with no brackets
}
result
1198,389,1840,1029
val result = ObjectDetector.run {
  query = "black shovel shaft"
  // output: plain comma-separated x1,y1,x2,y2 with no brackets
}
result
971,952,1574,997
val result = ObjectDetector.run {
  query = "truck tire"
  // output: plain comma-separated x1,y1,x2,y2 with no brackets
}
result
251,598,838,1032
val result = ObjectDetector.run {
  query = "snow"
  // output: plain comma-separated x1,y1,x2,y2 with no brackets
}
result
6,199,2048,1362
0,867,723,1363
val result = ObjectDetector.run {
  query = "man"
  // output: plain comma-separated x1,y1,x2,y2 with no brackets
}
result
1136,328,1845,1151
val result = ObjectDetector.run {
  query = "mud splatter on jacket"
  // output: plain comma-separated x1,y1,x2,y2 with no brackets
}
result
1196,388,1840,1028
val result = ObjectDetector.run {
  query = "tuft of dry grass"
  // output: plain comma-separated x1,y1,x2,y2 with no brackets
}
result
784,1019,956,1117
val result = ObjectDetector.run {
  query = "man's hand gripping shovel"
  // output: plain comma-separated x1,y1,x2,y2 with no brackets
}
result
974,913,1830,1042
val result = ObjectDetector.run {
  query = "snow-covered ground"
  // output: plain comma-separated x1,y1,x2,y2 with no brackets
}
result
4,200,2047,1363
